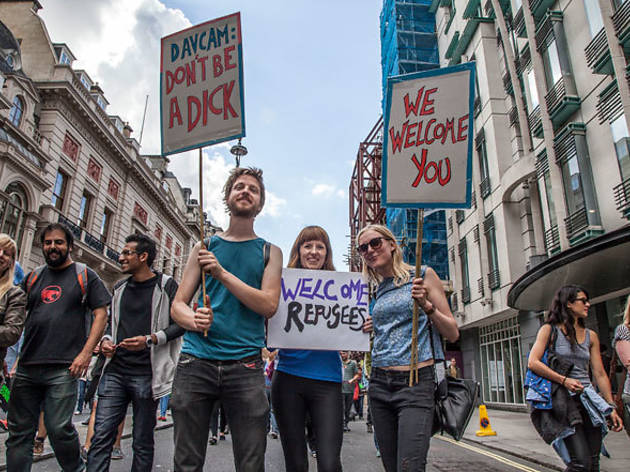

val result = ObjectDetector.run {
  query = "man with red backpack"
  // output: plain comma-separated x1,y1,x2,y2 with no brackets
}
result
6,223,111,472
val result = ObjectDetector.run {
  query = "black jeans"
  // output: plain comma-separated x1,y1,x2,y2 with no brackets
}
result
271,371,343,472
87,372,158,472
170,353,268,472
563,397,603,472
342,392,354,426
210,402,228,437
6,364,84,472
369,366,435,472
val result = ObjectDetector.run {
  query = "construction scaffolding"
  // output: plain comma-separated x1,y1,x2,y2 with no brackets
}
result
347,117,386,271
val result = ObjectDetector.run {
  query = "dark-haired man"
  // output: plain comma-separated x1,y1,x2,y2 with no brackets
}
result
87,234,182,472
6,223,111,471
171,167,283,471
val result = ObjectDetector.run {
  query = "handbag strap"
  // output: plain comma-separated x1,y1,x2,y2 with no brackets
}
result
610,345,626,404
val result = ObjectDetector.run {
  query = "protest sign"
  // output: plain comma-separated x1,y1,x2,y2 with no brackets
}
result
267,268,370,352
160,13,245,155
381,63,475,208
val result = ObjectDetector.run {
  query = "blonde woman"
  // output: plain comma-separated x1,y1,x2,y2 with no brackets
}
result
0,234,26,376
613,295,630,435
359,224,458,472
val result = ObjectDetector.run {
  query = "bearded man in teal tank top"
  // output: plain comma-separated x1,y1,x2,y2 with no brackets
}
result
170,167,283,472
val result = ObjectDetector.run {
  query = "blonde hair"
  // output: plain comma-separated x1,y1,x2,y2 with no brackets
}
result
357,224,412,288
623,294,630,328
0,234,17,301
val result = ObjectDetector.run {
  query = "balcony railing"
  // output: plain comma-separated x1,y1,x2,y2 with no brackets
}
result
58,214,82,240
478,277,485,297
488,270,501,290
529,0,555,20
613,0,630,51
512,7,526,37
480,177,491,198
56,212,120,265
84,231,104,253
528,105,543,138
564,207,589,241
545,78,580,130
474,96,481,117
585,27,613,75
509,106,519,127
503,70,514,96
456,210,465,224
613,176,630,219
462,286,471,304
544,225,560,253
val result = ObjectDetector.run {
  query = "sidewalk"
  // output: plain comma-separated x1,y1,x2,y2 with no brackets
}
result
462,407,630,472
0,412,174,471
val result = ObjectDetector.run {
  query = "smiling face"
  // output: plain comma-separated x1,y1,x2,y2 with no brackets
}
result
357,229,396,276
118,242,146,275
299,239,327,270
42,228,71,268
226,175,262,218
567,290,590,320
0,243,14,276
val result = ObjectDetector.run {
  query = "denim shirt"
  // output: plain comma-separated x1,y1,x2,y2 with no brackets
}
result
371,268,444,368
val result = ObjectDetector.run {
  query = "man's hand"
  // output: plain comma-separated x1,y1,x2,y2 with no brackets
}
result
362,316,373,333
198,249,226,280
194,305,213,333
69,351,91,377
100,339,116,358
119,336,148,351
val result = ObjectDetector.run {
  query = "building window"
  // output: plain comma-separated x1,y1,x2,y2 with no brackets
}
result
8,96,24,127
560,155,585,215
79,74,91,89
479,317,524,404
525,69,539,110
133,202,148,226
107,177,120,201
484,214,500,290
0,182,28,253
458,238,470,303
611,114,630,181
99,209,112,243
542,39,562,89
512,0,522,11
476,130,491,198
77,191,92,228
51,170,68,211
583,0,604,37
59,51,71,65
536,151,559,251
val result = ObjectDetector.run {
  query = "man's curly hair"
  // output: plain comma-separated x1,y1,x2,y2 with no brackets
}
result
222,167,265,215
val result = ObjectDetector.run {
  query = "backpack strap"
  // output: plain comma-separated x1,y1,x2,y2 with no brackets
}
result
25,265,46,295
74,262,88,299
263,242,271,268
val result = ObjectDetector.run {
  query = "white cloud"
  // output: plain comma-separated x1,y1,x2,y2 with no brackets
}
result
259,192,287,218
311,183,346,200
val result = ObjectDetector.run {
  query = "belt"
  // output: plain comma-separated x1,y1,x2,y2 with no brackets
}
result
183,353,260,365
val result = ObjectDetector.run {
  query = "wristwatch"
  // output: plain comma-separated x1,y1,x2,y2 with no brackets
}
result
145,335,154,348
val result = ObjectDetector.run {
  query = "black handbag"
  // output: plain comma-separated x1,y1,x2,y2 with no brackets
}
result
427,321,480,441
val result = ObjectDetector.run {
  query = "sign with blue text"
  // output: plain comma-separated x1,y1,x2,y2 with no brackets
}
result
381,63,475,208
160,13,245,155
267,268,371,351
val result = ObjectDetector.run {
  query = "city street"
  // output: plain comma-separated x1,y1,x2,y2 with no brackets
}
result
30,421,556,472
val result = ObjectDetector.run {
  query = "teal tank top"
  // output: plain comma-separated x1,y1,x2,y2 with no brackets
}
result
181,236,267,360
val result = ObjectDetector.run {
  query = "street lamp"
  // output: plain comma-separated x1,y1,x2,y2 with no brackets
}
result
230,138,248,167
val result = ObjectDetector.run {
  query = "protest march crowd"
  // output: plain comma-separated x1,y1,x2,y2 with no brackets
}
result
0,166,627,472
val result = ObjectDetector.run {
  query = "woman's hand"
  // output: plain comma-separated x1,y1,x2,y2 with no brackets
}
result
411,277,433,313
362,316,373,333
609,409,624,432
563,377,584,394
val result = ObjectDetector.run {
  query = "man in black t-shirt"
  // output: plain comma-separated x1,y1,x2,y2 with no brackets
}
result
87,234,182,472
6,223,111,472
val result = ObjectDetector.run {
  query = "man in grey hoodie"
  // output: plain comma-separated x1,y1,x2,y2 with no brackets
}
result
87,234,183,472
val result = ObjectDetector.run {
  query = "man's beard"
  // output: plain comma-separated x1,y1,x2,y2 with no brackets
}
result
228,200,259,218
44,248,69,267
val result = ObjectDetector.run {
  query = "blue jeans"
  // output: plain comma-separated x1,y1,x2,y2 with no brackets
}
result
170,353,269,472
6,364,84,472
265,387,279,434
159,395,169,417
76,379,87,413
369,366,435,472
87,372,157,472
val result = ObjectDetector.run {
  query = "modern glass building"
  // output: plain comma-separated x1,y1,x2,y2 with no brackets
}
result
380,0,449,280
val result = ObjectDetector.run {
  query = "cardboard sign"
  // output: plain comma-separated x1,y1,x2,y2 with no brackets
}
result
267,269,370,352
382,63,475,208
160,13,245,155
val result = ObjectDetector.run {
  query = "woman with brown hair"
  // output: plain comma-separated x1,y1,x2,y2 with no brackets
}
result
271,225,343,472
0,234,26,376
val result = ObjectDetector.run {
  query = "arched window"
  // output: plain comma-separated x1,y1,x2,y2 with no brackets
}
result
8,96,24,127
0,182,28,255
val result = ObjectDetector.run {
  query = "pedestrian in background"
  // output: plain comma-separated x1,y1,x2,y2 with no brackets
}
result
359,224,459,472
6,223,111,471
528,285,623,471
613,295,630,436
271,226,343,472
263,348,279,439
448,358,461,378
341,351,359,431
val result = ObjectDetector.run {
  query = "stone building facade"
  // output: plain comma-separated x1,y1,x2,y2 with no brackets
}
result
0,1,205,287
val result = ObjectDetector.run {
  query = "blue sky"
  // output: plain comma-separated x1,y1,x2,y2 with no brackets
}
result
41,1,384,269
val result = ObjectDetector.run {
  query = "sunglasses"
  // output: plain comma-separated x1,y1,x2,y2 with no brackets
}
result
357,237,388,255
574,297,590,305
120,249,138,257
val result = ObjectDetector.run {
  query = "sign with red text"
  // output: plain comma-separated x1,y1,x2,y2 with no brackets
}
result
267,269,370,351
160,13,245,155
382,63,475,208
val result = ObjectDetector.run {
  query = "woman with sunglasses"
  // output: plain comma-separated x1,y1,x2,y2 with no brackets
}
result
0,234,26,380
528,285,623,471
358,224,458,472
271,226,343,472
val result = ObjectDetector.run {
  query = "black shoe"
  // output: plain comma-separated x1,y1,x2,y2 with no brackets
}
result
367,424,373,433
343,426,351,432
209,436,217,445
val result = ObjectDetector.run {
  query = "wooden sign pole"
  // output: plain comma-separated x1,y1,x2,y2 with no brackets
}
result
199,147,209,337
409,208,424,386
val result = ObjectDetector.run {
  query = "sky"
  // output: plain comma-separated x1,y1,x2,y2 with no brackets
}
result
40,0,384,270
